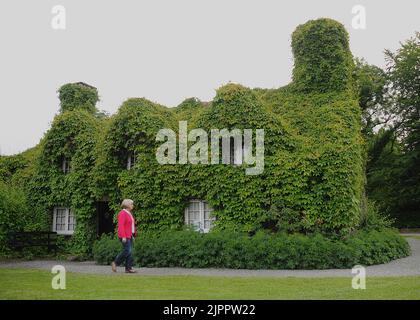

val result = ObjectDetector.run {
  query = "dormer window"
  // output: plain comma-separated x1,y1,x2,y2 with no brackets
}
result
62,157,72,174
127,151,136,170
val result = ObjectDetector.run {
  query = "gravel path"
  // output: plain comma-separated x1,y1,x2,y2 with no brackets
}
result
1,237,419,278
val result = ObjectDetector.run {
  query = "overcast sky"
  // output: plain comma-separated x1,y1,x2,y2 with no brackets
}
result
0,0,419,155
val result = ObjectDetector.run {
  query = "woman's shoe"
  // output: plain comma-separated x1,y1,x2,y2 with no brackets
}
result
125,269,137,273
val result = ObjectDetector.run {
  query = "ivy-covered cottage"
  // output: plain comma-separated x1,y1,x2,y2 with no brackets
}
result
3,18,365,254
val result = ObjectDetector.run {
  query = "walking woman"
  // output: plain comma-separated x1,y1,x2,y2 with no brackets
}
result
111,199,137,273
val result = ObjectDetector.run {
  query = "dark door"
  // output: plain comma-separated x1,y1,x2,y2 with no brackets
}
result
96,202,115,236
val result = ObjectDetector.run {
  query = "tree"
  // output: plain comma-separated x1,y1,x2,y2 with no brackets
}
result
384,32,420,225
363,32,420,227
353,58,389,137
385,32,420,150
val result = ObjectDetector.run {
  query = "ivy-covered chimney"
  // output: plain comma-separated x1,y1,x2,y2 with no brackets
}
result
58,82,99,113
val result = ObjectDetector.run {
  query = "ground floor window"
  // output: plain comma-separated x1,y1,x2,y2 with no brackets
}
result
184,200,215,233
53,207,76,235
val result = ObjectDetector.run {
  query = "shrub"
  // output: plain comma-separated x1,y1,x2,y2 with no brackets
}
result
92,234,122,265
346,229,410,265
92,229,410,269
0,181,29,255
359,199,394,231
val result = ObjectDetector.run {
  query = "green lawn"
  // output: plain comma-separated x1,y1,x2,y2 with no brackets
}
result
0,268,419,299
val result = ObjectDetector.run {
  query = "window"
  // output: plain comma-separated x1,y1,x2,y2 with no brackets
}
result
127,151,136,170
53,207,76,235
62,157,71,174
184,200,215,233
229,137,245,165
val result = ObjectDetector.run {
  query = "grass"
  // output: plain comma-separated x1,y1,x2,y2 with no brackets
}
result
0,268,419,299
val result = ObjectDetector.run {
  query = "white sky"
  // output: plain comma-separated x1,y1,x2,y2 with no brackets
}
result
0,0,419,155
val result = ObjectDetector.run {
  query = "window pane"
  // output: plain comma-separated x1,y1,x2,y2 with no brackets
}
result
191,221,201,229
189,201,199,211
68,210,76,231
55,209,66,231
204,202,213,220
189,210,199,222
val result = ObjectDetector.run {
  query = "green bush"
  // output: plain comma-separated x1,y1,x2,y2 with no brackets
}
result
359,199,394,231
92,229,410,269
92,233,123,265
347,229,410,265
0,181,29,255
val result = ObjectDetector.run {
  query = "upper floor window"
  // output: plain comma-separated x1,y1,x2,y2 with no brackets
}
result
52,207,76,235
127,151,136,170
62,157,72,174
184,200,215,233
228,137,249,165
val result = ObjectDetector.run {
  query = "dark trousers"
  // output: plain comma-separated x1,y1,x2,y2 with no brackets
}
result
114,237,134,270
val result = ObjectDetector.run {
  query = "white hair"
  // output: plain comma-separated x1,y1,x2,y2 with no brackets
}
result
121,199,134,209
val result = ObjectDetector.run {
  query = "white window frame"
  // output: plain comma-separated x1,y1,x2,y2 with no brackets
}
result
127,151,136,170
52,207,76,235
184,199,215,233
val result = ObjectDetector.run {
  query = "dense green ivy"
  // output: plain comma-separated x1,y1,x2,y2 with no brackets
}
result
58,83,99,114
94,85,298,233
96,82,363,236
256,88,364,234
25,109,105,255
292,18,354,93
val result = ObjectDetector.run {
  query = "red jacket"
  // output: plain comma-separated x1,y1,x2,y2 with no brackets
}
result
117,209,136,239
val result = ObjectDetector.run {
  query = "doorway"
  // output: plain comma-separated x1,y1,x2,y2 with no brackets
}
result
96,201,115,236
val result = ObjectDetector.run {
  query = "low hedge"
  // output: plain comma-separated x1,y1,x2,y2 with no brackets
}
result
92,229,410,269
